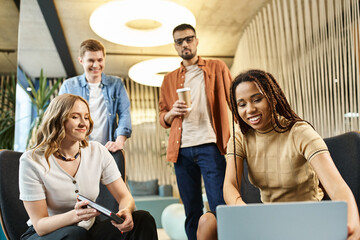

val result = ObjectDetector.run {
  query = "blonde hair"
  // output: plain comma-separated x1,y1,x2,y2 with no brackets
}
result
33,94,94,166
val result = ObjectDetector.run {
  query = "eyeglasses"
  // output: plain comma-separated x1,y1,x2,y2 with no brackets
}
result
174,35,196,46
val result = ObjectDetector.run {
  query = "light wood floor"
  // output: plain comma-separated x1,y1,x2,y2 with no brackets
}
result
157,228,171,240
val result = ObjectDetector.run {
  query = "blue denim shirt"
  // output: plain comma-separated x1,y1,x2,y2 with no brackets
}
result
59,73,132,141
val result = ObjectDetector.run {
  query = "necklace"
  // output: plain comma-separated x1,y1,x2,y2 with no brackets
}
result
55,149,80,162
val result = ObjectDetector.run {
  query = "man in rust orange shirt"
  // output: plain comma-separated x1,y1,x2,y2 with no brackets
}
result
159,24,232,240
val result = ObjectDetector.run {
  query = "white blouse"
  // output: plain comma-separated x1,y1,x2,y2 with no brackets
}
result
19,141,121,229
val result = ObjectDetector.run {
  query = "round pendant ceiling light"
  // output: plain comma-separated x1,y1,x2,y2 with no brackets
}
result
90,0,196,47
129,58,182,87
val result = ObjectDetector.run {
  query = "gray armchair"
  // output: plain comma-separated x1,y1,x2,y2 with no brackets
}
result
0,150,27,240
323,131,360,214
240,159,262,204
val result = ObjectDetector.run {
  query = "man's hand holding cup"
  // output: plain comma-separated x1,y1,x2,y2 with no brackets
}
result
164,88,192,126
176,88,192,110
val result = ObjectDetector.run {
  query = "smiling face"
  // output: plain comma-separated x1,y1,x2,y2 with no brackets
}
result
79,50,105,83
64,100,90,143
173,29,198,61
235,81,273,131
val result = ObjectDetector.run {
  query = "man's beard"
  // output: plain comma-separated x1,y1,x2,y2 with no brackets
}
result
180,49,196,60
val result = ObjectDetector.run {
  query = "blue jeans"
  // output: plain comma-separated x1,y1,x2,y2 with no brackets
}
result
174,143,226,240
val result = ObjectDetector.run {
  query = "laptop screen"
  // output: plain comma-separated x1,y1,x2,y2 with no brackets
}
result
217,201,347,240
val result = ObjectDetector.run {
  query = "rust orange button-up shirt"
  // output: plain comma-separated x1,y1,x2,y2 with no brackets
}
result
159,57,233,163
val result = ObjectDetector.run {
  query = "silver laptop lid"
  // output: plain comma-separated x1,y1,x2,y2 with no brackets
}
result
217,201,347,240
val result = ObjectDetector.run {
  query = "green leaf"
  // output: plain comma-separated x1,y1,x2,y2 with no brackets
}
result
22,69,63,148
44,77,62,103
26,76,37,100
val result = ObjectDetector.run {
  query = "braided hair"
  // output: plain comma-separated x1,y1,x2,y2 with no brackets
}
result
230,69,302,134
229,69,303,194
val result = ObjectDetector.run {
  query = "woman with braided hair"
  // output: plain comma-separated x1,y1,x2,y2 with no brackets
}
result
197,69,360,240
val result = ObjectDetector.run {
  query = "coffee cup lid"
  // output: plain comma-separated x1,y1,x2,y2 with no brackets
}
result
176,87,191,93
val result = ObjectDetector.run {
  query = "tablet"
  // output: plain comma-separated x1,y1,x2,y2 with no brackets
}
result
77,194,124,224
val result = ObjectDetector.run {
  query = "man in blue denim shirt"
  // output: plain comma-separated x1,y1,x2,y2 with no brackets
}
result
59,39,131,151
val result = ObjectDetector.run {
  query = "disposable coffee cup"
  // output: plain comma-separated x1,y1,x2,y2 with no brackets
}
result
176,87,192,110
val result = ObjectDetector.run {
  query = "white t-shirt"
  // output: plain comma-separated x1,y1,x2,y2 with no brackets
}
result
88,82,109,145
181,64,216,148
19,141,121,230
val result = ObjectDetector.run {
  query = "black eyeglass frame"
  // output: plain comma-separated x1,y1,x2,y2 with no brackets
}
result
174,35,196,45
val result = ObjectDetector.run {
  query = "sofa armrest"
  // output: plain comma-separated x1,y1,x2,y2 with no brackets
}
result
159,184,172,197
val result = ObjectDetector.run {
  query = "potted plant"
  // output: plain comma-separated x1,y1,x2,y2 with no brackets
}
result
20,69,62,148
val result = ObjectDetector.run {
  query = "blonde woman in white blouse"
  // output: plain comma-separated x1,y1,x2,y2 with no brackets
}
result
19,94,158,240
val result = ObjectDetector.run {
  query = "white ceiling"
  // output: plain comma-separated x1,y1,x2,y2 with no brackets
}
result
6,0,271,79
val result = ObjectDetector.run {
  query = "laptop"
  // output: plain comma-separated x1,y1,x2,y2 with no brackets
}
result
216,201,347,240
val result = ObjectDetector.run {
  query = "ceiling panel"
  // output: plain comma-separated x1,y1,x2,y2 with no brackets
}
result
15,0,271,79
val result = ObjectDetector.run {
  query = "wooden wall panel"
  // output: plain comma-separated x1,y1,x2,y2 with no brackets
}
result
231,0,360,137
123,78,177,189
